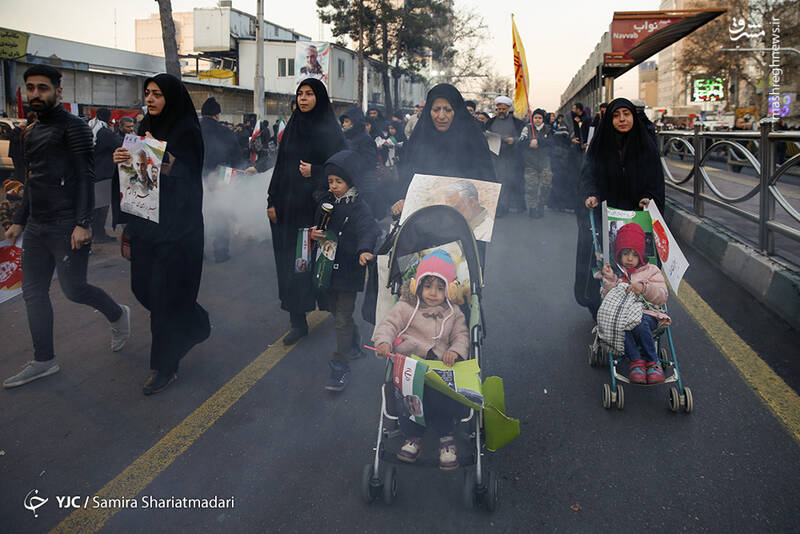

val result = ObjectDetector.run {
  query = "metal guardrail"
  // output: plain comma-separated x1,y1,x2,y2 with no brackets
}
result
657,122,800,256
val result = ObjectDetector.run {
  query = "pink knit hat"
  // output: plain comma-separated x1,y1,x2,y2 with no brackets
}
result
414,249,456,292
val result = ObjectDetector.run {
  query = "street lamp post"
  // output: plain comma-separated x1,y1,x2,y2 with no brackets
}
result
254,0,265,118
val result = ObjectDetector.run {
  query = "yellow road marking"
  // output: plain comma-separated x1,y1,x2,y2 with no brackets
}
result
676,282,800,446
50,310,329,534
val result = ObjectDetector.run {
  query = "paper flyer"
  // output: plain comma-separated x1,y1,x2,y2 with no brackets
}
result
390,354,429,426
0,237,23,304
118,133,167,223
646,202,689,292
313,230,337,290
411,356,484,410
484,131,502,156
295,228,312,273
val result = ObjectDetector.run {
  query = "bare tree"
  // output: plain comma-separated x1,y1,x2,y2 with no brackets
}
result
156,0,181,78
678,0,798,118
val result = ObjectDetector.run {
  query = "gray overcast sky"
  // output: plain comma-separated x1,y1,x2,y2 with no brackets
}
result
1,0,659,110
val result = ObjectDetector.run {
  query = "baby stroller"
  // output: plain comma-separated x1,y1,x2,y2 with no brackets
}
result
361,205,499,512
586,208,694,413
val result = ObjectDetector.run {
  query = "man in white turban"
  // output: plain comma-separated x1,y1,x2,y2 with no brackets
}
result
486,95,526,216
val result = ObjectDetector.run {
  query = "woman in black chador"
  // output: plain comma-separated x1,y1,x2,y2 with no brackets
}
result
574,97,664,319
392,83,495,216
267,78,345,344
113,73,210,395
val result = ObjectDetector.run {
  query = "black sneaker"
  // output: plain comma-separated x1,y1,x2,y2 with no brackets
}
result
283,325,308,345
142,371,177,395
325,360,350,392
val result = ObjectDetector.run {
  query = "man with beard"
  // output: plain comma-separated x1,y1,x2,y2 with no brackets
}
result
3,65,130,389
118,116,136,136
486,96,525,216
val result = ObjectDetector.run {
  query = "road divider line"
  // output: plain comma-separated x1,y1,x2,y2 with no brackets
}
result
676,282,800,446
50,310,329,534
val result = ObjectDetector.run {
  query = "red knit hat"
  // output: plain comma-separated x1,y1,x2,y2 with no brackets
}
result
614,222,646,265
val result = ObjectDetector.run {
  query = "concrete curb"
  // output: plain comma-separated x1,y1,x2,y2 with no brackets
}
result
664,199,800,332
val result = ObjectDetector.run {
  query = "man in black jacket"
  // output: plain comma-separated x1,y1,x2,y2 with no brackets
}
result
3,65,130,389
92,108,121,242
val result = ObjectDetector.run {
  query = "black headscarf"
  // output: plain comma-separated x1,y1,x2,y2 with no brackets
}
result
274,78,344,171
268,78,345,230
138,74,203,177
580,97,664,211
398,84,496,197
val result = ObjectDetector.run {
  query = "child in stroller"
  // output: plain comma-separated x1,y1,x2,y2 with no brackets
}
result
600,222,671,384
372,249,469,470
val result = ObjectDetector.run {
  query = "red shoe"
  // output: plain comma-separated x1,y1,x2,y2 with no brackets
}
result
629,359,647,384
646,362,665,384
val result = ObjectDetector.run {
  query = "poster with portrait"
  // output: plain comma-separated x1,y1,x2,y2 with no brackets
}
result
400,174,502,242
295,41,330,88
118,134,167,223
601,202,688,293
390,354,429,426
0,237,23,305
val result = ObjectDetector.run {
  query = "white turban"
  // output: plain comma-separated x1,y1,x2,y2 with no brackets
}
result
494,95,513,107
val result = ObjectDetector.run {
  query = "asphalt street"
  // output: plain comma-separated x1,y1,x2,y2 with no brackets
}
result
1,190,799,533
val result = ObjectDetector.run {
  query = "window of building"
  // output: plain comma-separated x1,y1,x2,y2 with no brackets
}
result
338,58,345,79
278,58,295,77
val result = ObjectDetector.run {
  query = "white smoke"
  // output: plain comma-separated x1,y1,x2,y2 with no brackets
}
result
202,168,273,252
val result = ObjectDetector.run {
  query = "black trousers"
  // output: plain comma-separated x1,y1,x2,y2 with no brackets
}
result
21,220,122,361
130,228,209,374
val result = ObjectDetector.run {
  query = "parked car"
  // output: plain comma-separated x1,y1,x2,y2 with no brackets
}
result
0,118,25,179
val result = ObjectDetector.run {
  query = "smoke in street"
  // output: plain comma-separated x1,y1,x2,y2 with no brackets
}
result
202,168,274,248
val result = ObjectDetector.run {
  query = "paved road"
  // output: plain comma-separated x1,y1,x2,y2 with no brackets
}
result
2,195,799,533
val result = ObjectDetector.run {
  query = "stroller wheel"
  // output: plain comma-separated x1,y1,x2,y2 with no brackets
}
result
588,345,597,367
361,464,380,504
616,385,625,410
602,384,612,409
668,387,680,413
382,465,397,504
485,470,499,513
660,347,671,366
462,469,477,510
683,386,694,414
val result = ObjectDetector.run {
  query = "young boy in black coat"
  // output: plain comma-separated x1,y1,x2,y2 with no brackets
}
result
310,150,379,391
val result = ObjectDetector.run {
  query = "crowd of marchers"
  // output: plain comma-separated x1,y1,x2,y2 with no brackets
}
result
1,63,673,402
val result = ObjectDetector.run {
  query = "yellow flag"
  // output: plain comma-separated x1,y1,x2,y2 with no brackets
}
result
511,15,530,119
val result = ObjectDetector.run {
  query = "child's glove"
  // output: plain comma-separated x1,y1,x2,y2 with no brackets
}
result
376,342,391,358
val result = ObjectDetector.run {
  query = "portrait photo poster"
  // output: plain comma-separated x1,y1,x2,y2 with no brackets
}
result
400,174,502,242
295,41,330,89
601,202,688,292
118,134,167,223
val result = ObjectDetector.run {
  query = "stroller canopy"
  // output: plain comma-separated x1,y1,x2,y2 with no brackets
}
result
389,205,483,293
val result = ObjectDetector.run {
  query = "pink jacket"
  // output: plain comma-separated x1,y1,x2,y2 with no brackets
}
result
601,263,671,325
372,301,470,360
